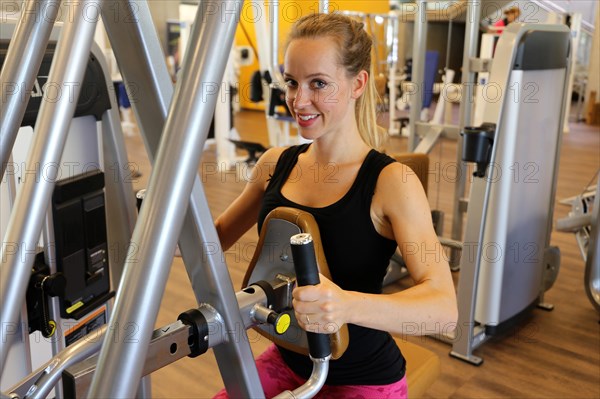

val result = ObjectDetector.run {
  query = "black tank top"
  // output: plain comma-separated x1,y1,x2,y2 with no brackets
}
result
258,144,406,385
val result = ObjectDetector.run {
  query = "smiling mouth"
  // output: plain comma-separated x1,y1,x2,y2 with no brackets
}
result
297,114,319,121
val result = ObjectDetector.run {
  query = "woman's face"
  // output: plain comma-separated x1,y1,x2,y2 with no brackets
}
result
506,11,518,23
283,37,363,142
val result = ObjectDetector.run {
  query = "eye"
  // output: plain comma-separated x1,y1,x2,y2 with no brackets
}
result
311,80,327,89
284,79,297,88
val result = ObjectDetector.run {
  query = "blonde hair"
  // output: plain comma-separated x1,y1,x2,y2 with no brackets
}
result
504,6,520,16
285,13,386,150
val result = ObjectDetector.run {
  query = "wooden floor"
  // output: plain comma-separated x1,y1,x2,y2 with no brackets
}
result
121,105,600,398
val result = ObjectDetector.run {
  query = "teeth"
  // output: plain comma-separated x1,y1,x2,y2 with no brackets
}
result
298,114,318,121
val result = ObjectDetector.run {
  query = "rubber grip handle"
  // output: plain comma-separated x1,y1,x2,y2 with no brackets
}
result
290,233,331,359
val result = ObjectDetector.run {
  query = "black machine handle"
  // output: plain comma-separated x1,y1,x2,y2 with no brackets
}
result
290,233,331,359
460,123,496,178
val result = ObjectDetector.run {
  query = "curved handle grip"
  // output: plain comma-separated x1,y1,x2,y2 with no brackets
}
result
290,233,331,360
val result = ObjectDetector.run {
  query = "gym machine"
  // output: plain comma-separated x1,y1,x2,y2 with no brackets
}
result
0,10,137,396
0,1,261,397
556,175,600,314
388,0,465,151
584,181,600,314
6,207,335,399
446,22,571,365
1,1,339,397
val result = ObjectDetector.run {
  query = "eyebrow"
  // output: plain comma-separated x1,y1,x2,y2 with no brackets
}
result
283,72,333,80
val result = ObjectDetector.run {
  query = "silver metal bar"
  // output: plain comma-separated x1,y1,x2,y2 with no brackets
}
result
388,12,399,76
320,0,329,14
100,1,263,396
52,321,191,399
179,137,265,398
449,179,486,366
438,236,463,251
93,39,138,285
66,284,276,398
444,20,452,70
88,2,257,397
269,0,284,86
414,121,460,139
13,314,230,399
0,0,100,370
100,0,174,159
236,286,269,329
274,356,330,399
451,0,481,243
6,368,44,399
143,321,194,375
387,10,401,135
41,202,65,399
559,186,597,205
7,325,106,399
407,0,427,152
556,213,593,232
67,303,242,398
413,125,443,154
2,154,36,383
100,106,138,284
0,0,61,179
459,0,483,122
4,153,17,208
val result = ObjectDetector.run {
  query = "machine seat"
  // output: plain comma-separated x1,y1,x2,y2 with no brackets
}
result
395,338,441,398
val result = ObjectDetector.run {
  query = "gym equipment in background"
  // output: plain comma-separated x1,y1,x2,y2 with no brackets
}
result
556,173,600,314
447,23,571,365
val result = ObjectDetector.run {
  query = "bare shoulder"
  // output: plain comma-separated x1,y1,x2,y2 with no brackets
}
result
373,162,429,219
377,161,426,197
371,161,429,239
257,146,288,165
249,146,289,188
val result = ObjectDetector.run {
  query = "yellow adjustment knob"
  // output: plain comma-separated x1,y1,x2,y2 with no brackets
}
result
66,301,84,314
275,313,291,335
48,320,57,337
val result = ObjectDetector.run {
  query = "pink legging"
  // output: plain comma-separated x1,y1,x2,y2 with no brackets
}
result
213,344,408,399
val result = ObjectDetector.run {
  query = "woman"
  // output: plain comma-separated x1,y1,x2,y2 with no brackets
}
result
214,12,457,399
491,6,520,34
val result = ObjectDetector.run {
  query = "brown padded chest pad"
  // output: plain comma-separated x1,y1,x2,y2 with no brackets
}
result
242,207,349,359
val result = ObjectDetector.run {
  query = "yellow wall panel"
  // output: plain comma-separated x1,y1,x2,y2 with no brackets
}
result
235,1,391,110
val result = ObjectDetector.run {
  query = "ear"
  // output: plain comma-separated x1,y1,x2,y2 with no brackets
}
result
351,70,369,99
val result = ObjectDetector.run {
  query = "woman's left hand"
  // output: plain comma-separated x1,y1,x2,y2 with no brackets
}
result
292,273,352,334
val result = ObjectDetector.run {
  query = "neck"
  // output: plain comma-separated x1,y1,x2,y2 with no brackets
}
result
308,130,371,164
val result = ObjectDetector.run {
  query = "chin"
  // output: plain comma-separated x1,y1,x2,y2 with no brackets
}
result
298,132,321,143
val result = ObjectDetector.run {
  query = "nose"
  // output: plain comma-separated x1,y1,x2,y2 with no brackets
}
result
291,86,311,109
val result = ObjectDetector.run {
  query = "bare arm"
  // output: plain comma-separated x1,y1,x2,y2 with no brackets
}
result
215,147,285,251
293,163,458,336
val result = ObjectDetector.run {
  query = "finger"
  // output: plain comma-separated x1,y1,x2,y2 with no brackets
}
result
294,311,314,329
292,298,320,315
292,285,320,302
